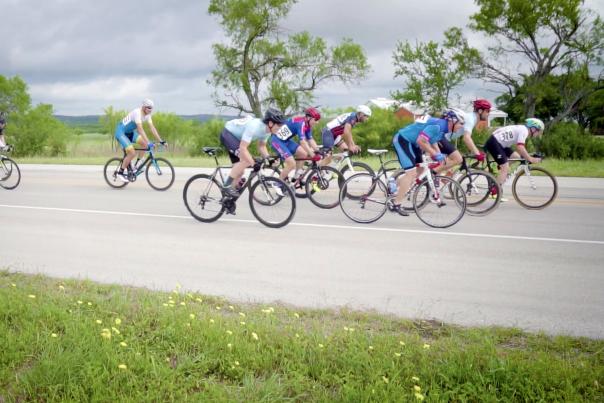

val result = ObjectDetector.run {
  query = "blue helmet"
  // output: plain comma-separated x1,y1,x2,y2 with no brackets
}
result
525,118,544,131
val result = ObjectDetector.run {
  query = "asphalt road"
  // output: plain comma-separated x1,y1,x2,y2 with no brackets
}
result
2,164,603,338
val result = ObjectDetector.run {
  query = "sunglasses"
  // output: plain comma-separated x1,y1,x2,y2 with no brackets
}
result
144,106,153,110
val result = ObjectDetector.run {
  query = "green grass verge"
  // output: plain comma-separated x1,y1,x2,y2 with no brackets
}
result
1,271,603,401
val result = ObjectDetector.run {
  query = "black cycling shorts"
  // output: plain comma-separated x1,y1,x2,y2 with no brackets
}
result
484,135,513,166
219,129,241,163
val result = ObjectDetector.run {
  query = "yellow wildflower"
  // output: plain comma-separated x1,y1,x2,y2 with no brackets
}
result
215,306,221,310
226,330,233,335
100,329,111,339
414,393,425,401
227,343,232,349
96,320,102,324
411,376,420,382
240,321,246,326
382,376,389,384
180,302,186,306
251,332,259,341
368,346,374,350
87,302,92,306
118,364,127,370
28,294,36,299
423,344,430,349
399,341,406,346
414,385,421,392
189,314,195,319
120,342,128,347
195,298,203,302
58,285,65,290
115,318,122,325
209,319,215,324
344,326,349,331
234,361,240,366
318,343,324,348
77,300,83,304
294,312,300,318
394,352,401,357
229,305,234,311
111,327,121,335
295,333,300,338
51,333,58,338
162,303,169,307
239,312,246,317
11,283,16,287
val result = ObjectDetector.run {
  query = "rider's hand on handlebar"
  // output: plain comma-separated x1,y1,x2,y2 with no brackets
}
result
475,152,485,162
432,153,445,162
148,142,155,149
350,145,361,155
159,140,167,146
311,153,322,162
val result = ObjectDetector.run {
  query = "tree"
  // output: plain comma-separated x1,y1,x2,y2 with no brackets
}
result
391,28,481,113
0,76,31,115
207,0,370,116
470,0,604,121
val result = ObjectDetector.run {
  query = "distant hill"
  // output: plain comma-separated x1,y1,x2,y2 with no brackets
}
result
55,114,237,127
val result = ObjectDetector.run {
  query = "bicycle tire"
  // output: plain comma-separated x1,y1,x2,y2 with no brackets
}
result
339,161,375,185
339,172,388,224
183,174,225,223
0,157,21,190
512,166,558,209
248,177,296,228
414,176,466,228
457,170,501,216
103,157,129,189
306,166,344,209
145,157,175,191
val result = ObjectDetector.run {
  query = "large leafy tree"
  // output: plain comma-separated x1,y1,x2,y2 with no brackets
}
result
0,76,31,115
470,0,603,121
207,0,370,116
391,28,481,113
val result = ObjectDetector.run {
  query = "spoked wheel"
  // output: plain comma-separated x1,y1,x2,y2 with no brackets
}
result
512,166,558,209
183,174,225,223
146,157,175,191
103,157,128,189
339,162,375,186
306,166,344,209
457,170,501,216
339,172,388,224
413,176,466,228
248,177,296,228
0,157,21,190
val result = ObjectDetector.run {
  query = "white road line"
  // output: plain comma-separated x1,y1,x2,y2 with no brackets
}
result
2,203,604,246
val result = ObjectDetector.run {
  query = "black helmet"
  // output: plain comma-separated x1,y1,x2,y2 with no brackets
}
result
262,107,286,125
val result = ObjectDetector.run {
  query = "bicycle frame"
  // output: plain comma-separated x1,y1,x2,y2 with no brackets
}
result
123,145,165,178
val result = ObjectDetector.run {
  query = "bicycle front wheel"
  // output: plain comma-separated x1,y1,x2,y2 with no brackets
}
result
339,161,375,186
339,172,388,224
0,157,21,190
249,177,296,228
183,174,225,222
306,166,344,209
146,157,175,191
103,157,128,189
512,166,558,209
457,170,501,216
414,176,466,228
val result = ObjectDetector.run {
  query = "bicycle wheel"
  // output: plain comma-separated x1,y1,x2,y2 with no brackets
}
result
512,166,558,209
0,157,21,190
146,157,175,191
103,157,128,189
457,170,501,216
249,177,296,228
414,176,466,228
339,172,388,224
306,166,344,209
339,161,375,185
183,174,225,222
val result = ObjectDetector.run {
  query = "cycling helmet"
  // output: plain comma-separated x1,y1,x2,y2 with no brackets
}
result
442,107,466,124
142,99,154,108
262,107,286,125
525,118,545,131
473,99,492,111
357,105,372,117
305,107,321,121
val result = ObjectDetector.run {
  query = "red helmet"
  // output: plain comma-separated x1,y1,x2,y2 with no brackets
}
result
304,107,321,121
473,99,492,111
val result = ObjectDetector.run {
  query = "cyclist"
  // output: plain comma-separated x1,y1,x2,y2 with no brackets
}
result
220,108,286,197
390,114,460,215
320,105,371,165
273,107,322,184
114,99,165,182
484,118,544,192
0,115,7,150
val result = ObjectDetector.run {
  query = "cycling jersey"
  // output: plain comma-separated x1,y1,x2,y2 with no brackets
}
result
224,116,269,143
492,125,529,148
285,116,313,141
121,108,153,133
324,112,359,137
398,117,448,144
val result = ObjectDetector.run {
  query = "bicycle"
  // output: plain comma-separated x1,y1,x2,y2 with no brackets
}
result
473,151,558,209
0,144,21,190
103,143,175,191
182,147,296,228
339,149,467,228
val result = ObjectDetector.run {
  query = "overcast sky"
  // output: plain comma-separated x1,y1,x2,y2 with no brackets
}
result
1,0,602,115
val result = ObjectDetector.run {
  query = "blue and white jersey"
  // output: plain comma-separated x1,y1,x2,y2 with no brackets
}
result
398,117,448,144
324,112,359,137
224,116,270,143
121,108,152,132
285,116,312,141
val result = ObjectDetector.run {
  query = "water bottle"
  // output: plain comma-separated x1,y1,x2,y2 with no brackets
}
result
388,177,398,194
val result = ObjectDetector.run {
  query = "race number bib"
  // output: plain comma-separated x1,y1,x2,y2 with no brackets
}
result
274,125,293,141
414,114,431,124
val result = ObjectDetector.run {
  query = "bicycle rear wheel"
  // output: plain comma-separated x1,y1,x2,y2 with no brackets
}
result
249,177,296,228
0,157,21,190
183,174,225,222
339,161,375,185
103,157,128,189
457,170,500,216
146,157,175,191
306,166,343,209
339,172,388,224
512,166,557,209
414,176,466,228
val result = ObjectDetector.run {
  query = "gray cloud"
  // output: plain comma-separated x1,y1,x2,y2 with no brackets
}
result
1,0,601,115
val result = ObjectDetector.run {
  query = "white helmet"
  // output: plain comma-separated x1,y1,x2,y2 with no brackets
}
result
142,99,154,108
357,104,372,117
442,107,465,124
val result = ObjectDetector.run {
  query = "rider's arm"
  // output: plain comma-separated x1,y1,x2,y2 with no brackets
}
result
135,122,150,144
462,130,481,155
257,140,270,159
516,144,541,164
299,139,314,157
342,123,358,151
148,122,163,143
417,133,439,157
307,137,320,152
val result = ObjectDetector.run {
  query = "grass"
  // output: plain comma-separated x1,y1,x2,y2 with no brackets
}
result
9,132,604,177
1,271,603,402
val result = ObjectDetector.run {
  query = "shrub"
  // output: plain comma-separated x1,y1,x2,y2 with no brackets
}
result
536,122,604,159
9,104,70,157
